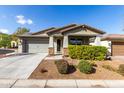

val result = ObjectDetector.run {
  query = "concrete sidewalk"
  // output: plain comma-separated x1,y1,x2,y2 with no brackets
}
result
1,79,124,88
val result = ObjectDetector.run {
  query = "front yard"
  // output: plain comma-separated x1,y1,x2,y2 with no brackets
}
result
29,45,124,79
29,57,124,79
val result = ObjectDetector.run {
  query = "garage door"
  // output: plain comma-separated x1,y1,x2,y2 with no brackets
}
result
27,37,49,53
112,42,124,56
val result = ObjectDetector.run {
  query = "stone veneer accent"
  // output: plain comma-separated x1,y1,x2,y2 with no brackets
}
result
48,48,54,55
63,48,68,56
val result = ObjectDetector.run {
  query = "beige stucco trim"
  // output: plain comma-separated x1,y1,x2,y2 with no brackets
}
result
63,35,68,48
49,36,54,47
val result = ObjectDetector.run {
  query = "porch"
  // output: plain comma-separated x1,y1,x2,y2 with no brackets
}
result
48,35,96,55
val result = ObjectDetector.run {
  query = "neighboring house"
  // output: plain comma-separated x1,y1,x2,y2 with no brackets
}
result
0,32,18,48
90,35,111,53
102,34,124,56
100,40,111,53
18,24,105,55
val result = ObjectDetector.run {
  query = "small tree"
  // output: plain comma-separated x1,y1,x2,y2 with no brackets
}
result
0,34,11,48
14,27,30,35
11,27,30,41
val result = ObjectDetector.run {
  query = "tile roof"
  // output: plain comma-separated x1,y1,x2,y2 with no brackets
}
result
32,27,56,35
102,34,124,41
46,24,77,34
18,23,105,37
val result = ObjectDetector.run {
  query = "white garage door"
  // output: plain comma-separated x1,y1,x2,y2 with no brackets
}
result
27,38,49,53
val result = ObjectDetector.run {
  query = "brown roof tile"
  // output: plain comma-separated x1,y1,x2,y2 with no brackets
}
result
102,34,124,41
32,27,56,35
46,24,77,34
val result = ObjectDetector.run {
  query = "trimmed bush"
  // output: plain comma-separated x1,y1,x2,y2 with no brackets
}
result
78,60,93,74
90,61,97,67
68,45,107,60
68,45,77,59
118,64,124,76
55,60,69,74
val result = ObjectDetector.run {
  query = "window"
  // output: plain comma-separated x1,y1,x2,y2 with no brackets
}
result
89,37,95,43
69,38,82,45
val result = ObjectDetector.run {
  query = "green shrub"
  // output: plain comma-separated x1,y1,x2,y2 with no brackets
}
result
118,64,124,76
78,60,93,74
68,45,107,60
90,61,97,67
55,60,69,74
102,64,116,72
68,45,77,59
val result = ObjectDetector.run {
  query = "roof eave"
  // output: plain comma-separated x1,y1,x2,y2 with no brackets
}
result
18,35,49,38
32,27,56,35
101,38,124,41
83,24,106,34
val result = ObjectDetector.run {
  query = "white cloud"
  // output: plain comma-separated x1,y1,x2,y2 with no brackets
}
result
16,15,33,25
0,29,9,34
27,19,33,24
16,15,24,19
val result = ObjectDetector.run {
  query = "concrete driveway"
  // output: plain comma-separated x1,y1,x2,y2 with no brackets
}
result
0,53,47,79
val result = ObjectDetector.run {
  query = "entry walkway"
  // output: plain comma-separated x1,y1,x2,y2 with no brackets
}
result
44,55,63,60
1,79,124,88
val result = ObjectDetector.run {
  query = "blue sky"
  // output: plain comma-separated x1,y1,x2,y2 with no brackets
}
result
0,5,124,34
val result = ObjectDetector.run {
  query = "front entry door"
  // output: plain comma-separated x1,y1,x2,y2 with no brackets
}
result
57,39,61,53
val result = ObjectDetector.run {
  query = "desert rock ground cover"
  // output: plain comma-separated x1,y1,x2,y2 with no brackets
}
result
29,57,124,79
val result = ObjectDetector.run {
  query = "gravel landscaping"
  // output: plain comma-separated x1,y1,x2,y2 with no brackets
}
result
29,57,124,79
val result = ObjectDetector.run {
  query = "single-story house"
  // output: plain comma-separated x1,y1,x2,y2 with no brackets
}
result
102,34,124,56
18,24,105,55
